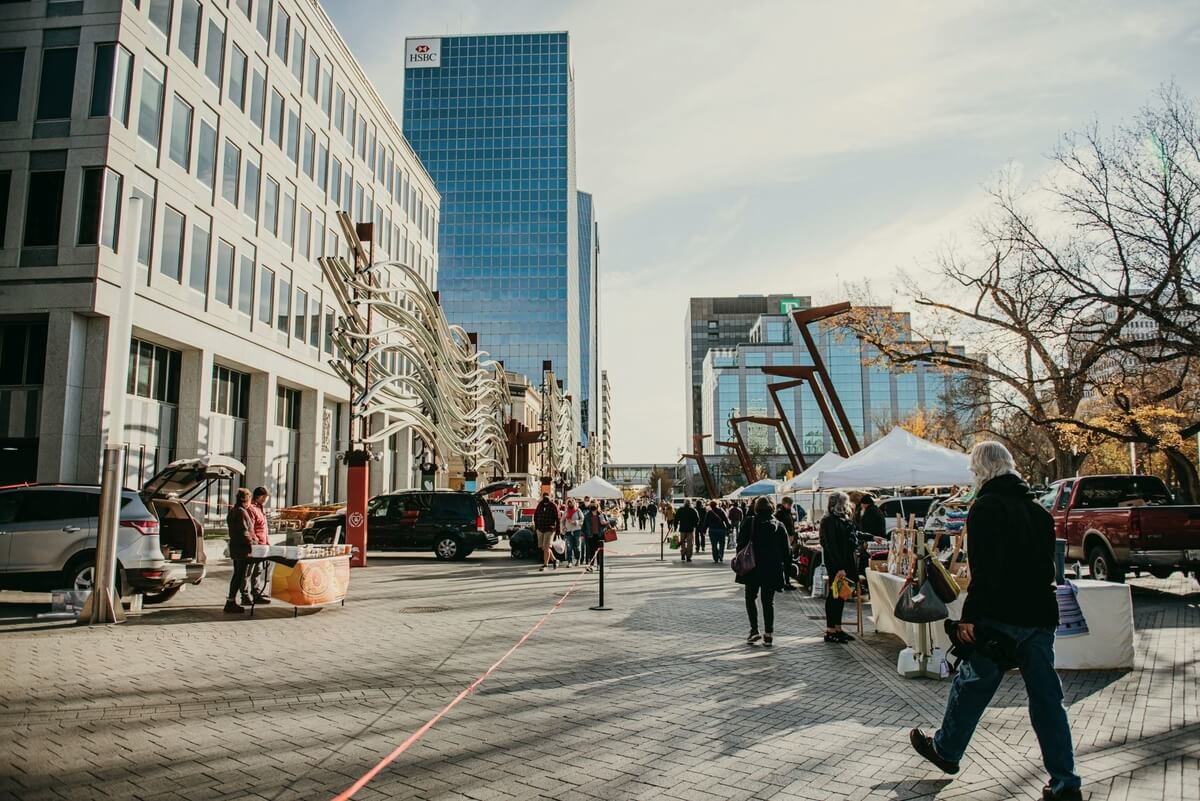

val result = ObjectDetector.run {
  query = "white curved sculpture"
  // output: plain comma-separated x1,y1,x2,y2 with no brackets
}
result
319,254,509,477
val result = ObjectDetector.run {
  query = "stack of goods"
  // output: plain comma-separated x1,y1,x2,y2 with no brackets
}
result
267,543,353,560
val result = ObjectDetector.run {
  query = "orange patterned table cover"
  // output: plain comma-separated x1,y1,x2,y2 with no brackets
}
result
270,555,350,606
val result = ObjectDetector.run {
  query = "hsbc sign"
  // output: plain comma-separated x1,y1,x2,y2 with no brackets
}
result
405,38,441,69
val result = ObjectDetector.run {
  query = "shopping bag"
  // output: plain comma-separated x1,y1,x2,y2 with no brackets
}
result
810,565,828,598
1055,581,1089,637
669,534,680,549
923,554,960,603
894,579,950,623
603,528,618,542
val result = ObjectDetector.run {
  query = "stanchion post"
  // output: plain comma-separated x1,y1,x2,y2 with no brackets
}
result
659,529,664,562
589,545,610,611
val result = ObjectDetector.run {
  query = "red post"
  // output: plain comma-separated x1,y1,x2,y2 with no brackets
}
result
345,449,369,567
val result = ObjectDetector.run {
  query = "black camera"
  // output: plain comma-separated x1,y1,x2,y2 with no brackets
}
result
943,619,1020,673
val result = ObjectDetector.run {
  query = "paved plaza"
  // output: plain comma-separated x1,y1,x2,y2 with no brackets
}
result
0,527,1196,801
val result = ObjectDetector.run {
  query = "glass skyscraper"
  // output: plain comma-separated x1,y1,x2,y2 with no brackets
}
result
577,191,598,446
402,32,581,436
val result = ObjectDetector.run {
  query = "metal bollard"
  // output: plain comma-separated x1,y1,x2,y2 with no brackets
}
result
589,546,611,611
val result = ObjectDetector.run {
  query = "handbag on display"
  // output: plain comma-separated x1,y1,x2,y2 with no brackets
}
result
923,554,960,603
894,578,950,623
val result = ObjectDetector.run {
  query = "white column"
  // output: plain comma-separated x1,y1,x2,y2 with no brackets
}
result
175,348,213,459
296,387,324,504
244,370,278,498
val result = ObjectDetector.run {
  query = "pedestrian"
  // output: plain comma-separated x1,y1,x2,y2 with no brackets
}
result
647,501,658,531
675,499,700,562
729,501,744,529
562,499,583,567
622,503,632,530
662,502,675,533
819,491,858,643
857,494,886,539
224,488,254,614
734,497,789,647
245,486,273,605
582,502,605,573
696,500,708,551
702,500,731,563
637,503,647,530
910,441,1081,801
533,492,560,572
775,496,798,592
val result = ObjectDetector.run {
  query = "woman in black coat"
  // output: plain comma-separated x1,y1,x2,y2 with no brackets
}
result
701,501,731,563
819,491,859,643
735,497,790,647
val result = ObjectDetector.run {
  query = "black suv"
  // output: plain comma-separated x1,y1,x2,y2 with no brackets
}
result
303,488,507,560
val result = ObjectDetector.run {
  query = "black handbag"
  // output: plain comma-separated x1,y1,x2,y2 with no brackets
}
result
894,578,950,623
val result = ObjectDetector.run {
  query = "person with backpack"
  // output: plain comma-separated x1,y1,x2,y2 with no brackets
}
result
728,501,744,530
702,500,732,563
734,497,789,646
909,441,1081,801
675,499,700,562
561,499,583,567
533,493,560,572
819,491,859,643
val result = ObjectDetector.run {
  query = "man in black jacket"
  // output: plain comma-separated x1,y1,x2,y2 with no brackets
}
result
775,497,798,590
910,442,1081,801
675,500,700,562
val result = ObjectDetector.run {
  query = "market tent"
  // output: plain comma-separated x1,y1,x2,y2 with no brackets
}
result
567,476,625,499
726,478,781,499
815,427,972,490
780,452,846,492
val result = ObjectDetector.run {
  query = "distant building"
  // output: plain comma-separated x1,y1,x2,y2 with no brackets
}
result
577,191,599,447
699,310,974,469
684,295,810,449
601,370,613,468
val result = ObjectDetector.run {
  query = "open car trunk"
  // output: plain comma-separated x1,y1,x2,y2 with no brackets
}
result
141,456,246,569
150,498,205,564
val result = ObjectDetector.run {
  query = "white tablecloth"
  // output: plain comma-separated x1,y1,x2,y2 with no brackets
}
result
864,571,1135,670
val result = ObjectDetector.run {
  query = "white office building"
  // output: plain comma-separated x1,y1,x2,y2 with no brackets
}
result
0,0,440,511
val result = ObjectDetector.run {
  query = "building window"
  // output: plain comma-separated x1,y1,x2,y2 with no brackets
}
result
36,47,77,121
196,114,217,191
289,21,304,82
211,364,250,418
305,52,320,101
0,49,23,121
263,176,279,234
243,151,260,221
137,60,165,151
147,0,173,38
281,184,295,246
177,0,201,64
345,94,355,148
22,170,65,248
127,339,181,403
228,43,247,110
77,167,122,250
159,205,185,282
293,287,307,342
298,205,311,259
203,15,225,87
249,58,266,129
168,95,193,170
301,125,315,178
333,83,344,132
309,295,320,346
0,321,48,387
255,0,271,40
323,307,334,354
258,265,274,324
0,171,10,248
234,0,250,21
188,215,210,294
319,65,331,117
221,139,241,206
276,274,290,332
275,384,300,429
131,171,156,267
89,44,132,124
316,135,328,191
214,238,234,306
273,5,289,64
285,106,299,162
237,247,255,316
268,89,283,146
330,157,341,205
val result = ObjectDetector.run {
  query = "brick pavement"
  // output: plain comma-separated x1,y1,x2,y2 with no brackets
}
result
0,527,1196,801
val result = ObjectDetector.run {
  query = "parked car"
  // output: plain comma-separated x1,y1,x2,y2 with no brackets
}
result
1039,474,1200,582
490,504,517,536
879,495,946,532
0,456,244,604
304,484,514,560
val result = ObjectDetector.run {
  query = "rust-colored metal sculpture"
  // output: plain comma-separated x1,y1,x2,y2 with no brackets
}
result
729,415,804,473
786,302,862,454
681,433,718,499
760,366,854,458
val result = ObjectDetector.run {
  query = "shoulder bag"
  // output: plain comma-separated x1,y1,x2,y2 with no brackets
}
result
731,519,757,577
923,554,960,603
894,577,949,623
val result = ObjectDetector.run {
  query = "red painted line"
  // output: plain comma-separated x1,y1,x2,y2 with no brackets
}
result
330,549,602,801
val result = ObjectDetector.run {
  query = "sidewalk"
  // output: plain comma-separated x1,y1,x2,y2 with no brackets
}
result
0,526,1195,800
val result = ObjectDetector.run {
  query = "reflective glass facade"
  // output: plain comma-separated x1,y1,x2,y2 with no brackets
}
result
577,190,597,445
403,33,580,426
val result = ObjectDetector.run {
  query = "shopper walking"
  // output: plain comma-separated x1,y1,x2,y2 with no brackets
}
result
622,503,632,530
775,496,799,592
910,442,1081,801
533,492,560,572
819,491,858,643
675,499,700,562
857,494,886,539
735,497,789,646
637,503,647,530
245,486,272,605
562,499,583,567
728,501,744,530
662,502,676,533
647,501,658,531
582,502,605,573
702,501,732,563
224,488,254,614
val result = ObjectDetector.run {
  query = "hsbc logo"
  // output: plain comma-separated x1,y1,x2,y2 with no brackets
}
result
406,38,441,68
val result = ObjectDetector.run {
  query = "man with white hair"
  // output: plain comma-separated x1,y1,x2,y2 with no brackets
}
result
909,441,1082,801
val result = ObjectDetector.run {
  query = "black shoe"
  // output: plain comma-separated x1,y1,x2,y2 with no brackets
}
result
552,561,557,570
223,601,245,614
782,584,796,592
539,565,546,572
909,728,959,775
835,631,854,642
763,633,773,647
823,633,841,643
251,595,271,605
1042,786,1082,801
746,631,761,644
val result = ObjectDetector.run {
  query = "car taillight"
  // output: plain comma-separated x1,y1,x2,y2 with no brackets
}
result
476,515,486,532
122,519,160,536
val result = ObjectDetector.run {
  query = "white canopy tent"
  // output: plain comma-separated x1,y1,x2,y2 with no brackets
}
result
567,476,625,500
781,452,846,492
815,427,972,490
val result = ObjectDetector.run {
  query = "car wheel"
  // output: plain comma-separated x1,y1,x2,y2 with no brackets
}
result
1087,545,1124,583
142,586,183,605
64,559,121,596
434,536,461,561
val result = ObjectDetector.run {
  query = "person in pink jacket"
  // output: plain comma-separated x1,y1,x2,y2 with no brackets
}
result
246,486,272,605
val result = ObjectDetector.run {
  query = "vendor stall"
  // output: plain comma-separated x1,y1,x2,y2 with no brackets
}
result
248,544,352,616
865,570,1135,670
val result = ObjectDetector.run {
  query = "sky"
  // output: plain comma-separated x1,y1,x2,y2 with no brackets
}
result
323,0,1200,464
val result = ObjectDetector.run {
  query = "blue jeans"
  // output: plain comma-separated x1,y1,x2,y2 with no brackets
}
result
934,620,1080,793
564,531,581,564
709,529,728,562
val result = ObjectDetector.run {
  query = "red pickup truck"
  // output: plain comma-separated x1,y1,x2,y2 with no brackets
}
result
1038,474,1200,583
